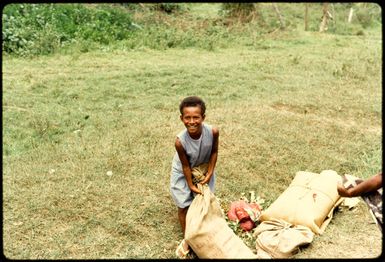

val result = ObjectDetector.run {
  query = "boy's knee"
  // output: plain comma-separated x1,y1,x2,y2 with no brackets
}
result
178,206,189,215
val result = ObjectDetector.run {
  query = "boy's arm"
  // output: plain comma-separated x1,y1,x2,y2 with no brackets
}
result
175,138,202,194
200,127,219,185
338,173,382,197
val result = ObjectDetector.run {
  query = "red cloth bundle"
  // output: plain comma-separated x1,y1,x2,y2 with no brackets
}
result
227,200,262,231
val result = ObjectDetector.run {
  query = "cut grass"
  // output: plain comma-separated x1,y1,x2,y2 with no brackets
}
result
3,29,382,259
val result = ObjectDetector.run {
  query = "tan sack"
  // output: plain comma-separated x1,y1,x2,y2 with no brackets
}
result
253,218,314,258
185,165,257,258
259,170,343,234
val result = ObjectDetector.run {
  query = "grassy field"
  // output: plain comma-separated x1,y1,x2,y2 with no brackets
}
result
3,23,382,259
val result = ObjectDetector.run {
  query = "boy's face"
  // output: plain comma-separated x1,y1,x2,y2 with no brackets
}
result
180,106,205,138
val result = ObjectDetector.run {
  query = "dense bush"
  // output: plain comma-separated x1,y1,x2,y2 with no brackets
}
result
2,3,135,56
221,3,256,18
355,4,382,28
2,3,382,57
119,3,187,13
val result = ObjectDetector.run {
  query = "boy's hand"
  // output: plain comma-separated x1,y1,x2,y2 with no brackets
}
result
199,172,212,185
190,184,202,194
200,177,210,185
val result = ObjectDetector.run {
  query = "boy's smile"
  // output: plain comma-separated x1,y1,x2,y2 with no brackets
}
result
180,106,205,139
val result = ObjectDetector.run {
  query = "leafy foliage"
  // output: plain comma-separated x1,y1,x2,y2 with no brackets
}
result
355,4,382,28
2,4,134,56
222,3,256,17
2,3,382,57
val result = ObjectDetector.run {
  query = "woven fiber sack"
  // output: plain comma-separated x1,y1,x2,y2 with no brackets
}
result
253,219,314,258
185,183,257,258
259,170,343,234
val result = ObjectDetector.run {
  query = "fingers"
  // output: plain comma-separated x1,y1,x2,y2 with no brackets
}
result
191,185,202,195
337,185,349,197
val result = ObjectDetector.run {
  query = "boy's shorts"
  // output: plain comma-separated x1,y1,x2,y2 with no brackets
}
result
170,170,216,208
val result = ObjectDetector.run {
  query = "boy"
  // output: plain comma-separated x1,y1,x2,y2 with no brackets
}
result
170,96,219,258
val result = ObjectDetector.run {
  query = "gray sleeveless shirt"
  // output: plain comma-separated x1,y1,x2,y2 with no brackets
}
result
172,123,214,173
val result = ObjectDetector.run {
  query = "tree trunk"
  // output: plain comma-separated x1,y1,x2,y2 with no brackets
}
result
348,7,354,23
272,3,285,29
304,3,309,31
331,3,336,26
319,2,329,32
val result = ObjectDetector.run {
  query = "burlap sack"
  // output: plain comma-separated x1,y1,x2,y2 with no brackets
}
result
253,218,314,258
185,165,257,259
259,170,343,234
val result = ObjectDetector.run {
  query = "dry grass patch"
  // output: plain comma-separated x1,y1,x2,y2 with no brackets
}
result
3,29,382,258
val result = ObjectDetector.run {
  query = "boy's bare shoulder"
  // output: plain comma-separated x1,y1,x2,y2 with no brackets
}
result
212,126,219,137
175,137,183,147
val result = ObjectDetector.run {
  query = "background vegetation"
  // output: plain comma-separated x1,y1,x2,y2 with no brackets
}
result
2,3,382,259
2,3,382,56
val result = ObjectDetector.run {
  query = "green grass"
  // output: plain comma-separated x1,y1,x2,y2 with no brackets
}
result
3,26,382,258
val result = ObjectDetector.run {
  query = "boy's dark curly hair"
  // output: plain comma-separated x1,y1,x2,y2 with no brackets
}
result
179,96,206,115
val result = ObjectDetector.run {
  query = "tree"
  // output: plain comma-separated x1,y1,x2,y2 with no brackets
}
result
304,3,309,31
272,3,285,29
319,2,332,32
348,6,354,23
